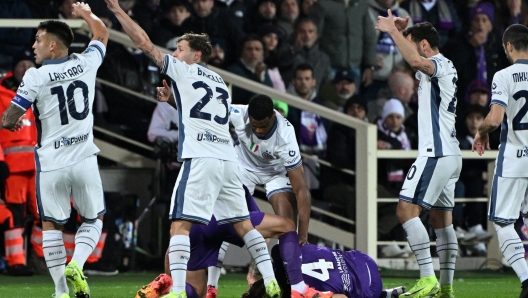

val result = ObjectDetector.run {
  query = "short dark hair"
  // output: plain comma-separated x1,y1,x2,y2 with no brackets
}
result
37,20,74,49
293,63,314,78
178,33,213,62
403,22,440,50
293,17,316,31
242,278,266,298
162,0,192,12
503,24,528,52
248,94,274,120
465,104,488,119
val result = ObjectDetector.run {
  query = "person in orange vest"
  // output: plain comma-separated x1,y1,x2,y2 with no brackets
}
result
0,51,37,276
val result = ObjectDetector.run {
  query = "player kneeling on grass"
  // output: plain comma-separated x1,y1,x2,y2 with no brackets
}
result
137,186,335,298
243,244,405,298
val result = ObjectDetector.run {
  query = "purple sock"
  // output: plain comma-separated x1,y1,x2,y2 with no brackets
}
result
186,282,199,298
278,231,304,285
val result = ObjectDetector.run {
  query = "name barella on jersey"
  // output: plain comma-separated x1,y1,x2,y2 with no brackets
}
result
161,55,236,162
11,41,105,172
230,104,302,174
490,61,528,178
415,53,461,157
272,244,374,298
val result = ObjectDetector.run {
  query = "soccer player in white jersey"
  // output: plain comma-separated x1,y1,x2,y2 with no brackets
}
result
377,12,462,298
1,3,107,298
473,24,528,298
103,1,280,297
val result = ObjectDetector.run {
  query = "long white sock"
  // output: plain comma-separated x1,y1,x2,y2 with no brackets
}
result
43,230,69,296
207,241,229,288
243,229,275,286
435,225,458,286
403,217,435,278
168,235,190,293
72,219,102,268
495,223,528,282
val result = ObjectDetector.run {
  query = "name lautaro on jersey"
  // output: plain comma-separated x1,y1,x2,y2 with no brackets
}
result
48,64,84,82
197,68,224,84
54,133,89,149
196,130,230,145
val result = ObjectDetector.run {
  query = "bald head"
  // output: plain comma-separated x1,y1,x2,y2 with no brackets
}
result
388,71,414,103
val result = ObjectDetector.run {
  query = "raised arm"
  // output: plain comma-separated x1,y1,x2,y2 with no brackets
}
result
72,2,109,47
104,0,164,68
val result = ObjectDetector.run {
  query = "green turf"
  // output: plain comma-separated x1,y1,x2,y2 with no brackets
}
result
0,269,522,297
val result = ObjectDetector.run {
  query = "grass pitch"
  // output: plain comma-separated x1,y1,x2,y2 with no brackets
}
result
0,269,521,297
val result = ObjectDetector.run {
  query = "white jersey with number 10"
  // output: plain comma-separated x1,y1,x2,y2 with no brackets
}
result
161,55,236,162
11,40,105,172
490,60,528,178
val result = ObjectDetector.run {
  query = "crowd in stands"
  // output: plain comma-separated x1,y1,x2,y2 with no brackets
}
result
1,0,527,271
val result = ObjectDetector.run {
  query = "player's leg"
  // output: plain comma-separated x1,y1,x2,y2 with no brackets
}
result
38,168,72,297
397,157,441,297
165,158,219,297
491,176,528,298
206,241,228,298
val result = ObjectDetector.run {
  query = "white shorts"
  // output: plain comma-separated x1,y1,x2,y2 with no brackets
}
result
36,155,105,224
238,167,293,199
169,158,250,225
399,155,462,210
489,175,528,224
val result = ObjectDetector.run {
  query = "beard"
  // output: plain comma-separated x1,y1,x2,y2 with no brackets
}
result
338,92,354,100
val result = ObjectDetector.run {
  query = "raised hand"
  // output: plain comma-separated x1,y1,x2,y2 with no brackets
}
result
103,0,122,13
394,15,410,31
72,2,92,18
375,9,398,34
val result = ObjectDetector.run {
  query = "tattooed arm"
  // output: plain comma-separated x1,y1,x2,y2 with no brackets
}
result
104,0,165,69
2,104,25,132
72,2,109,47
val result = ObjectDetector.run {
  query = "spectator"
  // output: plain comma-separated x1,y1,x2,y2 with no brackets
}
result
443,2,509,100
0,0,32,71
368,71,415,122
365,0,413,100
300,0,315,17
208,38,228,69
258,24,287,92
132,0,164,37
0,50,35,92
319,68,357,111
214,0,248,39
309,0,377,88
244,0,281,34
400,0,462,49
277,0,300,40
455,104,492,256
227,35,274,104
287,17,332,91
494,0,528,33
286,64,328,193
151,0,192,48
55,0,93,55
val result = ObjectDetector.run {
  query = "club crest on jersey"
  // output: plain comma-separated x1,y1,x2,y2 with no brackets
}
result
517,146,528,158
196,130,230,145
54,133,89,149
261,150,274,160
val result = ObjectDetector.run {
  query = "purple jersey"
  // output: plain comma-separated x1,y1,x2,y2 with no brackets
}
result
272,244,382,298
187,185,263,271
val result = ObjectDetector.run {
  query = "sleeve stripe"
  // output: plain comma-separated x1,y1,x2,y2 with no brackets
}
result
162,55,169,74
430,59,438,77
285,159,302,171
90,44,105,60
12,95,31,110
490,99,507,108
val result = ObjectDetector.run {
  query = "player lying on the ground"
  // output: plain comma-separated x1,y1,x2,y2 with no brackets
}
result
242,244,405,298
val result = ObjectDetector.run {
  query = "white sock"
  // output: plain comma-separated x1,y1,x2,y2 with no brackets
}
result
243,229,275,286
72,219,102,269
495,223,528,282
435,225,457,286
207,241,229,288
43,230,69,296
403,217,435,278
291,282,307,293
168,235,190,293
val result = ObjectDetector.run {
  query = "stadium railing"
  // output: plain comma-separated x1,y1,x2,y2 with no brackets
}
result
1,19,503,267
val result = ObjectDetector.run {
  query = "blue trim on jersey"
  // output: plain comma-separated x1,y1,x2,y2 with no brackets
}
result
515,59,528,65
256,117,278,140
162,55,169,74
489,174,499,221
430,78,443,156
496,115,508,176
89,44,105,60
172,159,192,219
12,94,32,110
170,78,185,161
267,187,294,199
284,159,302,171
413,157,438,204
33,102,42,148
490,99,507,108
42,56,71,65
431,59,438,77
217,215,251,225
